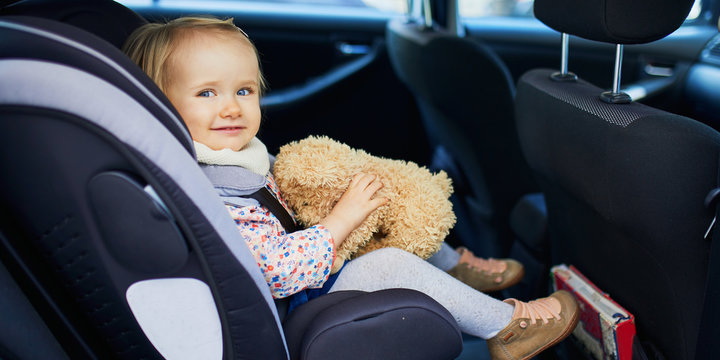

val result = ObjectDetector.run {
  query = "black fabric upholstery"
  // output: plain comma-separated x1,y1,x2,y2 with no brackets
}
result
387,19,536,257
0,16,193,156
508,193,547,255
534,0,694,44
516,68,720,360
504,193,549,301
1,0,147,49
695,188,720,359
87,171,190,275
284,289,462,360
0,255,69,360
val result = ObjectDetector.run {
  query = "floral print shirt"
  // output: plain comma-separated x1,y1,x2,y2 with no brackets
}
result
226,174,335,299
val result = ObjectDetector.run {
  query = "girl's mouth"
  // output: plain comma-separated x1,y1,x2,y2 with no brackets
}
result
212,126,244,134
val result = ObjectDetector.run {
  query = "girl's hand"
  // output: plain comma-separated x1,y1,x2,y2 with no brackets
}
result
319,173,388,247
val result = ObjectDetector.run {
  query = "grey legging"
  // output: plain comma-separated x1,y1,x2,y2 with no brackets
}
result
329,247,514,339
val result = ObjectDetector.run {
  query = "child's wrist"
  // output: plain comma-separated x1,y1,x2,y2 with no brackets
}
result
319,214,348,246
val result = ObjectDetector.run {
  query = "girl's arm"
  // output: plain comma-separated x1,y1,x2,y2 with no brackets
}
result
227,205,335,299
226,173,386,299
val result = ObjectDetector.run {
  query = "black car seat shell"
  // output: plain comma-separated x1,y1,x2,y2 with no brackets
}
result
1,0,148,49
0,11,463,360
515,0,720,359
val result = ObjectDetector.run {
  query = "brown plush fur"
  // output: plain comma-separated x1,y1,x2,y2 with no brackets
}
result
273,135,456,273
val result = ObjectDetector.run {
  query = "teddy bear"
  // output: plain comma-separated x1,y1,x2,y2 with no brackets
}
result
272,135,456,273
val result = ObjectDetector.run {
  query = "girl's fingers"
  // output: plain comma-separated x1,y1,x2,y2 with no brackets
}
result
350,173,384,190
367,177,384,191
351,172,366,183
351,173,373,185
372,196,389,207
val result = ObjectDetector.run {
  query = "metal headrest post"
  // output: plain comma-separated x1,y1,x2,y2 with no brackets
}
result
551,33,577,82
407,0,422,23
446,0,465,37
600,44,632,104
422,0,433,28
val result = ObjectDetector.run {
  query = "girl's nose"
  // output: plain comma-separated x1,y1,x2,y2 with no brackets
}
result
220,97,242,118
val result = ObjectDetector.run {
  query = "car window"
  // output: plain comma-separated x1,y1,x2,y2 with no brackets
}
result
117,0,407,14
458,0,702,19
117,0,703,21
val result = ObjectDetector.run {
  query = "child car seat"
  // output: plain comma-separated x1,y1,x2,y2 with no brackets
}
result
0,12,462,360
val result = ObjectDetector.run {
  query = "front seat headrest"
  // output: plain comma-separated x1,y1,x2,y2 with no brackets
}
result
534,0,695,44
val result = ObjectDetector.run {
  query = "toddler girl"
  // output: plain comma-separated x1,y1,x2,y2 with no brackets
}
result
123,17,578,360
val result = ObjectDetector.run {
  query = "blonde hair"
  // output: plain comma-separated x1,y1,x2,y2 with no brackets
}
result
122,16,267,94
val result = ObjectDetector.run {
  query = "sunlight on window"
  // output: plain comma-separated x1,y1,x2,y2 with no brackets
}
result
459,0,532,17
362,0,406,13
459,0,701,19
118,0,703,20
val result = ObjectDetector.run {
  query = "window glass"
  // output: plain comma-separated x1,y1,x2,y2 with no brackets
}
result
118,0,702,21
459,0,531,17
118,0,407,14
362,0,406,13
458,0,702,20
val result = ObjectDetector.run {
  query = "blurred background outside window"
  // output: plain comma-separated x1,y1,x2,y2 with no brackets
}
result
118,0,703,20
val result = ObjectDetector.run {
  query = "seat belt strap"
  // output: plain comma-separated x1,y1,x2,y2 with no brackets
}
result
245,187,299,321
247,187,299,233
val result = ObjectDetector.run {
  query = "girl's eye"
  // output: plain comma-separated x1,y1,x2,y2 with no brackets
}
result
198,90,215,97
237,88,251,96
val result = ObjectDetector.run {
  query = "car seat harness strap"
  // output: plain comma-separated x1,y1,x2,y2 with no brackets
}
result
247,187,299,233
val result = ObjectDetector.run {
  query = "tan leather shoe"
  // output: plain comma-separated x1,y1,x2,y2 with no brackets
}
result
446,247,524,292
487,290,579,360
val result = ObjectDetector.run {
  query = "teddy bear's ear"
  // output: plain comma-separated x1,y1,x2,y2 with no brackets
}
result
432,170,454,195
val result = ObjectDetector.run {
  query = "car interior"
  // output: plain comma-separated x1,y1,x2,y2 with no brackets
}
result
1,0,720,359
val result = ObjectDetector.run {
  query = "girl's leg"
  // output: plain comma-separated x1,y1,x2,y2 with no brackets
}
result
330,247,514,339
426,242,460,270
330,248,579,360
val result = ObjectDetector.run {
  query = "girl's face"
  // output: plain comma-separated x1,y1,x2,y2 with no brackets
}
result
165,30,261,152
